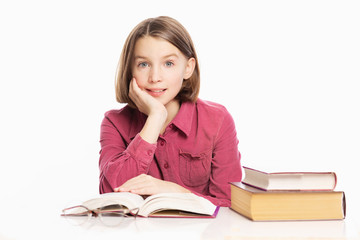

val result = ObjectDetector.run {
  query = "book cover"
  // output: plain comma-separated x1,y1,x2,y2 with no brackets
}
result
242,166,337,191
230,182,346,221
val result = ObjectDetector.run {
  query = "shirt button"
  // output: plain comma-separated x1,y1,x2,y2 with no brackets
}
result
147,150,152,156
159,140,165,146
164,163,169,169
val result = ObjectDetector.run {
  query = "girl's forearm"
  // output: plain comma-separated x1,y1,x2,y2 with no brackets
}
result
139,112,167,144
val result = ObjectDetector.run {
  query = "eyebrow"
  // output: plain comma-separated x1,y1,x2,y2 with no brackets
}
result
134,53,179,60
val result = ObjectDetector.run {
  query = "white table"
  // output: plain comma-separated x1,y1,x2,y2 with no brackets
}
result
1,206,359,240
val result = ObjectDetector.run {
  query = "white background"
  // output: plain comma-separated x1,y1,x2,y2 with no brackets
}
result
1,0,359,236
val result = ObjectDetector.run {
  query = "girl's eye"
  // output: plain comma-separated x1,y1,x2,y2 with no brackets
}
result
165,61,174,67
138,62,149,68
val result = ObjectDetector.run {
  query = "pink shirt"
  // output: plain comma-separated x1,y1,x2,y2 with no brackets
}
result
99,99,242,206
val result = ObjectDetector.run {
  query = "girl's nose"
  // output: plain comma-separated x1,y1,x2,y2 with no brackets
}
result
149,66,162,83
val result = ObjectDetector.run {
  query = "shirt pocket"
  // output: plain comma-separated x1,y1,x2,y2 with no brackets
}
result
179,149,212,187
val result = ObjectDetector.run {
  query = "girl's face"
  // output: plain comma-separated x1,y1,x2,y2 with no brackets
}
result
132,36,195,108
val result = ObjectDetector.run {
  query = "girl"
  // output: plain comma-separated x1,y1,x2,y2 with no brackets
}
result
99,16,242,207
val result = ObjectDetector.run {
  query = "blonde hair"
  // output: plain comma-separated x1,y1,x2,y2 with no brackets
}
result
115,16,200,108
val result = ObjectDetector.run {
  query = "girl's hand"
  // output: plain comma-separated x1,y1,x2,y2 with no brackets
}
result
129,78,168,143
114,174,191,195
129,78,167,118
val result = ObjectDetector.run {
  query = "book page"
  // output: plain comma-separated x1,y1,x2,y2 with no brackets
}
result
138,193,216,217
82,192,144,211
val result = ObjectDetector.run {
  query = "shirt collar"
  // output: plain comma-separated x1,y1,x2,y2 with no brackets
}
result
171,101,195,137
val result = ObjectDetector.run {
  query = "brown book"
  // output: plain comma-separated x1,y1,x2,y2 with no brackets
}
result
242,166,337,191
230,182,346,221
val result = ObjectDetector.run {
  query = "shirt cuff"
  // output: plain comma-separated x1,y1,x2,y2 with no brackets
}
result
126,133,157,165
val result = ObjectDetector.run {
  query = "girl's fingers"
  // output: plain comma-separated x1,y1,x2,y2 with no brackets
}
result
115,174,148,191
115,174,189,195
129,78,151,112
115,174,163,195
129,78,140,102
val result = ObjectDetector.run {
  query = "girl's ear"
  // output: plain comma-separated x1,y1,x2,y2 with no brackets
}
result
184,57,196,80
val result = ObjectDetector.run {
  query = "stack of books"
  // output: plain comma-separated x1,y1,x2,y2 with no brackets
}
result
230,166,346,221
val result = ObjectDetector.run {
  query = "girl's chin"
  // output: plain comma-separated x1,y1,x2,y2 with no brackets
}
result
163,99,180,108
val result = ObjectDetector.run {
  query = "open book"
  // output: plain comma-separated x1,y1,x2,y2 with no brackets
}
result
63,192,219,218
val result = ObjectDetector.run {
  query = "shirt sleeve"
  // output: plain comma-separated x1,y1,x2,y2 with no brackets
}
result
204,109,242,207
98,115,157,193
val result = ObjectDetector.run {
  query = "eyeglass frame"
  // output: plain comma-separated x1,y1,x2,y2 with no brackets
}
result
61,204,140,218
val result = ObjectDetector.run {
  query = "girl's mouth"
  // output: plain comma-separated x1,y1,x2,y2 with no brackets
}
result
146,88,167,96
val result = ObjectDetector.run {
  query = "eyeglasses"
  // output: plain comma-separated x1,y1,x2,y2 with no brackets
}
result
61,204,139,227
